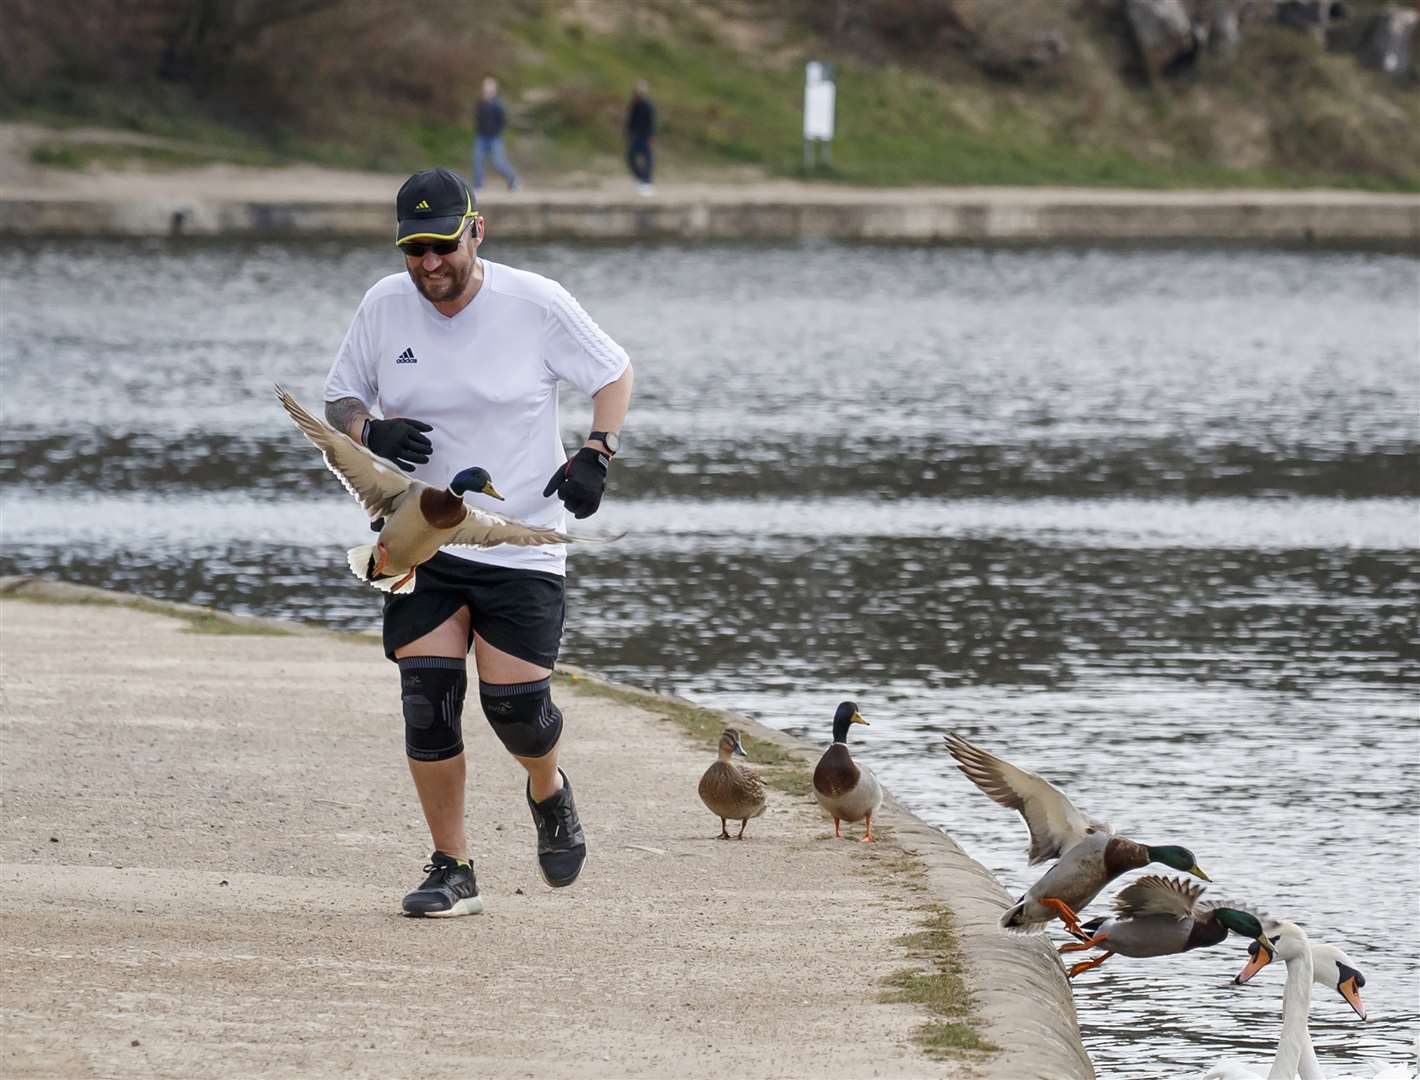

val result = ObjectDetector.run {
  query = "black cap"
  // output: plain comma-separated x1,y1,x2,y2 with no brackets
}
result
395,168,477,244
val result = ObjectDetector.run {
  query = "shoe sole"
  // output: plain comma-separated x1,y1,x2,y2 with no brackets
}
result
539,852,587,889
403,896,485,918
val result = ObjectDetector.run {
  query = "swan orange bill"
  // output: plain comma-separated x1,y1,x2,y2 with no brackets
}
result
1234,942,1275,983
1338,974,1367,1020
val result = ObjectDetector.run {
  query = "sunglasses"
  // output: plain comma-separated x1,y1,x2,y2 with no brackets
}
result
398,234,466,258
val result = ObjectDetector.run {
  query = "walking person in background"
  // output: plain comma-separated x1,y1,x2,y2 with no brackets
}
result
625,79,656,196
472,77,519,191
324,168,634,916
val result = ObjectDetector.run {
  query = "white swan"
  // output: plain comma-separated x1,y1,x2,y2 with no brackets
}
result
1201,920,1315,1079
1235,939,1368,1020
1202,922,1415,1079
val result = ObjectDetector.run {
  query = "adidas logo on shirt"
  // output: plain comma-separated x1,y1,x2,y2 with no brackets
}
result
395,347,418,364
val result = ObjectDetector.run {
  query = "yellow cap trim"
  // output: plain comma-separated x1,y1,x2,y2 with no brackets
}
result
396,192,478,245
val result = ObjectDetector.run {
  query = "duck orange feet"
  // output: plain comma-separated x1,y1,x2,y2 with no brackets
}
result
1059,933,1110,954
1067,951,1116,979
1039,897,1089,941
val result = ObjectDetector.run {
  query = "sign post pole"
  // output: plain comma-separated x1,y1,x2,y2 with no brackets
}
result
802,61,836,172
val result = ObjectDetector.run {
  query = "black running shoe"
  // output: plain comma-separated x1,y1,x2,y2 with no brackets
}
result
401,851,483,917
526,769,587,888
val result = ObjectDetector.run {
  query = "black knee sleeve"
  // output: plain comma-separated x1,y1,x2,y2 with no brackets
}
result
479,678,563,758
398,657,467,762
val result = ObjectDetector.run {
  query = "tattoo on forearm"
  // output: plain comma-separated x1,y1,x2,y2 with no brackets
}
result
325,397,370,440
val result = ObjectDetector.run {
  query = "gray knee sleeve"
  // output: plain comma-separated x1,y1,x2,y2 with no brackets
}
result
398,657,467,762
479,678,563,758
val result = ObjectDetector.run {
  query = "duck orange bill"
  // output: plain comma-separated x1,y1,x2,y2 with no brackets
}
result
1338,975,1367,1021
1234,941,1275,984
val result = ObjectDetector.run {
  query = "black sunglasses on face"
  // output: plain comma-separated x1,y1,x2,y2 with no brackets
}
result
399,235,464,258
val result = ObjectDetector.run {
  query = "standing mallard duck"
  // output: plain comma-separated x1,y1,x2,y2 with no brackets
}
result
698,727,767,840
1058,875,1271,979
277,386,603,593
944,732,1209,937
813,701,882,843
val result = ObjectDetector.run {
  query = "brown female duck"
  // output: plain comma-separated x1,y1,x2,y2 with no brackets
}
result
698,727,767,839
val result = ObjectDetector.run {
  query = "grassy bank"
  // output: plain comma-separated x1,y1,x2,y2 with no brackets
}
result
4,2,1417,190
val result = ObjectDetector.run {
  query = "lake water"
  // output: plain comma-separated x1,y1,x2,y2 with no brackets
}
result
2,237,1416,1077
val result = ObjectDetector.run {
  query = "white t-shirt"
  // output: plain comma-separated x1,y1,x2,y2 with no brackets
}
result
324,259,630,575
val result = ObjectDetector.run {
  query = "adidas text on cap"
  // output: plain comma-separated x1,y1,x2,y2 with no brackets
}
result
395,168,478,245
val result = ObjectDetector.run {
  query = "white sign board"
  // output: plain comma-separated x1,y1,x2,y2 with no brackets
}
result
803,61,836,141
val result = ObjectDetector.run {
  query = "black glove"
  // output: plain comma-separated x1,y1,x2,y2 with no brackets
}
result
542,447,609,519
362,417,433,472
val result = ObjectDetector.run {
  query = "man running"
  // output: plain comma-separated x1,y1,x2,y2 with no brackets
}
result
324,167,633,916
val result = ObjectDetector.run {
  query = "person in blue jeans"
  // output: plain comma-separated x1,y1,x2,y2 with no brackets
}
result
472,77,520,191
625,80,655,195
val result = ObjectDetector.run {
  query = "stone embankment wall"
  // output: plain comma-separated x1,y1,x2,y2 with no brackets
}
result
2,188,1417,246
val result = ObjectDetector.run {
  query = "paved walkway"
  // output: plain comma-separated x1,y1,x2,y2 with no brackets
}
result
0,582,1090,1079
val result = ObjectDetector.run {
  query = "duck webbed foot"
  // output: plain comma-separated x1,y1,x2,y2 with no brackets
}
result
1067,951,1115,979
1040,896,1089,940
860,813,875,843
1058,933,1110,954
736,819,748,840
718,819,731,840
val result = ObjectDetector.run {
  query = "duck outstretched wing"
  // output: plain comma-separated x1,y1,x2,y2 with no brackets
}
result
446,506,621,549
944,732,1106,865
276,386,410,520
1112,875,1204,919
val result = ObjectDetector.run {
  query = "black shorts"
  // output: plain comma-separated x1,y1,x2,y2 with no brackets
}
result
382,552,566,668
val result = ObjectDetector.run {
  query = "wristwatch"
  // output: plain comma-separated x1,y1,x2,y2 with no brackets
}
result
588,430,620,456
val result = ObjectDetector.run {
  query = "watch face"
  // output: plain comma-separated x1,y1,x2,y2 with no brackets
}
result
602,431,620,455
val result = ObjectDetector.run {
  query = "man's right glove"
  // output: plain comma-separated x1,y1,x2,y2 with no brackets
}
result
362,417,433,472
542,447,609,519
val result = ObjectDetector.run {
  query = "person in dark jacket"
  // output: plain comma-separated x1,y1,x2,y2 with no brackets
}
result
625,80,656,195
472,77,520,191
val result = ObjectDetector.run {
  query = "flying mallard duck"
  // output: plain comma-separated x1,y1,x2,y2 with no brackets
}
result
1235,928,1369,1021
276,386,605,594
944,732,1209,937
813,701,882,843
1057,875,1271,979
697,727,768,840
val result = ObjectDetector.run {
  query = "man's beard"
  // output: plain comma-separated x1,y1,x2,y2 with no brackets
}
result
410,258,472,303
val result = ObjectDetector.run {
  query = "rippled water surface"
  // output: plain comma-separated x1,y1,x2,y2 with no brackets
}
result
2,238,1417,1077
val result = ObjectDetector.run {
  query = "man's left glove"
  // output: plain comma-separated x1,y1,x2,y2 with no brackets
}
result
542,447,609,519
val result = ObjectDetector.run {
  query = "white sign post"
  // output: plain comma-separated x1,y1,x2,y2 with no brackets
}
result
803,61,836,170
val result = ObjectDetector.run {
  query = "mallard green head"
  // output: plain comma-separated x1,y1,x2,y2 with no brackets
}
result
718,727,748,759
449,467,504,500
1214,908,1275,975
1147,845,1209,882
831,700,868,744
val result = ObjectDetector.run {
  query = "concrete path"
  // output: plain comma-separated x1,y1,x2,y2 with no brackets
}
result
0,582,1090,1079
